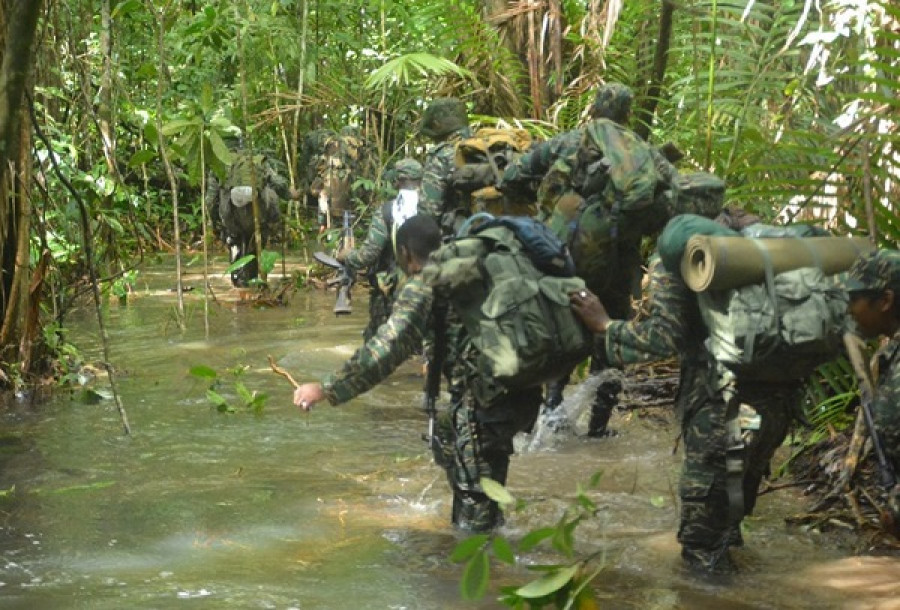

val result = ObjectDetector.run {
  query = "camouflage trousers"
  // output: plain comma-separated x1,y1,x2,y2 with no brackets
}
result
362,286,393,343
433,385,542,532
677,372,797,556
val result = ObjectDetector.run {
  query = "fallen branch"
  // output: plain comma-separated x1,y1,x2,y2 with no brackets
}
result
268,354,300,388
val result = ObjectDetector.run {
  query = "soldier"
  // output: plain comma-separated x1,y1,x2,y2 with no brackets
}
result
337,158,425,341
507,83,680,437
292,214,542,533
845,250,900,512
569,219,801,574
207,146,300,287
419,97,473,236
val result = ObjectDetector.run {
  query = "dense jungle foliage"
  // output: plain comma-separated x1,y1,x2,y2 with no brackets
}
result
0,0,898,550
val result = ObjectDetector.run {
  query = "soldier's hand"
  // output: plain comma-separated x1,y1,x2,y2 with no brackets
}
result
294,383,325,412
570,289,611,334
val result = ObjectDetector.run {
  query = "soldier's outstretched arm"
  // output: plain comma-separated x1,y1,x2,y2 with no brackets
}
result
297,276,433,409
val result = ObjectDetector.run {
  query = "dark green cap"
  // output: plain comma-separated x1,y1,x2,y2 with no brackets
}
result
420,98,468,139
394,158,423,180
844,249,900,292
589,83,633,123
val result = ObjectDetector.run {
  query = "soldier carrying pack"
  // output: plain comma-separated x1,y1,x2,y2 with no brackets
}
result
422,214,592,402
547,118,678,293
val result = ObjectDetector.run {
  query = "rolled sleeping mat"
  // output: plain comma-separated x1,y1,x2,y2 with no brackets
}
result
681,234,874,292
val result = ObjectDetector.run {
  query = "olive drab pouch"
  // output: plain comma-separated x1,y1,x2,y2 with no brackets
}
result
547,196,618,292
698,266,848,382
422,217,593,392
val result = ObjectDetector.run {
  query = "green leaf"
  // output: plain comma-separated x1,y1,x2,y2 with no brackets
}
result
480,477,515,507
460,549,490,601
189,365,218,380
515,564,578,599
518,527,555,552
491,536,516,565
449,534,490,562
260,250,278,274
161,118,200,136
364,52,470,89
235,381,254,404
128,149,157,167
225,255,255,273
207,389,231,412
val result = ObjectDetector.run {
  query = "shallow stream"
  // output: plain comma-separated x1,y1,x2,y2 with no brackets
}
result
1,255,899,609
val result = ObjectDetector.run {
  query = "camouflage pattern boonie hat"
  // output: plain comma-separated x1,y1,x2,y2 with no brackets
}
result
589,83,633,122
844,249,900,293
420,98,468,139
393,158,424,180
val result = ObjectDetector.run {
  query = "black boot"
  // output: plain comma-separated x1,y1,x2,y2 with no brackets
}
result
543,379,565,411
452,492,503,533
587,377,622,438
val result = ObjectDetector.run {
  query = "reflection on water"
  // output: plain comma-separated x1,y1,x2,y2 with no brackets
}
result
0,256,897,609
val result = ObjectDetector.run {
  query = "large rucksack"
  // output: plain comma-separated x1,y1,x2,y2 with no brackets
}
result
545,119,675,293
454,127,534,181
451,128,536,218
422,215,592,394
570,119,663,222
696,226,849,382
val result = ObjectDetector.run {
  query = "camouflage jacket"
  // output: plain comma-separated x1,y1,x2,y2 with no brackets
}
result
500,128,583,196
872,329,900,472
603,258,715,419
604,259,706,367
343,201,391,276
322,273,433,405
421,128,472,232
501,127,679,216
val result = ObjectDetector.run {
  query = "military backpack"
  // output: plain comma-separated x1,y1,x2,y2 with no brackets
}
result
696,224,849,382
423,215,592,393
546,119,676,292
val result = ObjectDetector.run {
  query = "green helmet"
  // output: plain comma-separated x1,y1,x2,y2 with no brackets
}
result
589,83,633,123
394,158,424,181
420,98,468,139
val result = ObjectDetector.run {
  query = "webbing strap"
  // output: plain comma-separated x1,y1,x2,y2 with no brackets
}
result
746,238,779,364
722,384,746,524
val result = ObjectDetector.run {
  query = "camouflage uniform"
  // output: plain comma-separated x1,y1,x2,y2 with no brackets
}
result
343,159,424,342
604,257,796,571
419,98,473,236
845,250,900,501
322,271,540,533
503,84,679,436
207,151,293,286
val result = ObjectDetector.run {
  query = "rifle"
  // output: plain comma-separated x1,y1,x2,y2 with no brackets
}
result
333,210,355,315
843,332,897,489
422,303,448,465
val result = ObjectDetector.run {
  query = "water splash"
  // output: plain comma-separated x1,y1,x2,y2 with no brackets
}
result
520,374,605,453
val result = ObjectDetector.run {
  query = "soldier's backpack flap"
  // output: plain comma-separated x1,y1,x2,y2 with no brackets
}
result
454,128,533,167
571,119,660,217
699,266,848,382
424,220,592,390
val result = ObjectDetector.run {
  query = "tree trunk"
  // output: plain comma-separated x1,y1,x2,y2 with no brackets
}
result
0,0,43,385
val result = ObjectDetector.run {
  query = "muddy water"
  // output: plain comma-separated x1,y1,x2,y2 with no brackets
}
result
0,256,898,609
